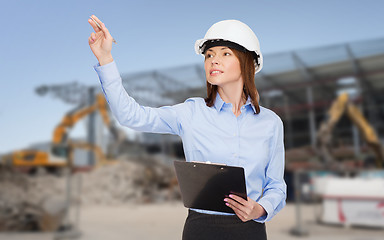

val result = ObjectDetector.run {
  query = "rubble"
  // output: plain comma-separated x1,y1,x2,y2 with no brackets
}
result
79,156,180,205
0,166,64,232
0,156,181,232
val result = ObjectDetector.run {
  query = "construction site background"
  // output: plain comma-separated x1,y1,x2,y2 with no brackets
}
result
2,36,384,238
2,2,384,239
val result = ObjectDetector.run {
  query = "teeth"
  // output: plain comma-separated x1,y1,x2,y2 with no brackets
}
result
211,71,221,74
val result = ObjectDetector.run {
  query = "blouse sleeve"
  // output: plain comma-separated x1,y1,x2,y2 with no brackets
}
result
256,115,287,222
94,61,191,136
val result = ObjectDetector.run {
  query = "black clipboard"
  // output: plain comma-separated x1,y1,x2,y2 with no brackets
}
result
173,160,247,213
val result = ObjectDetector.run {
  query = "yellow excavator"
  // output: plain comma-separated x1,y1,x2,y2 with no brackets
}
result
51,93,122,160
1,94,124,174
0,150,65,174
316,92,383,168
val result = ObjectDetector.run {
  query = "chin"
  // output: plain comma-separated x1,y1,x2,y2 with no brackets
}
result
207,80,220,87
207,77,223,85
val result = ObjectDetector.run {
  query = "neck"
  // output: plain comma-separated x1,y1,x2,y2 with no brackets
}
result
217,83,245,116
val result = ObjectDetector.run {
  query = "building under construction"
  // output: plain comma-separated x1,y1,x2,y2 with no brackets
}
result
112,37,384,167
32,37,384,168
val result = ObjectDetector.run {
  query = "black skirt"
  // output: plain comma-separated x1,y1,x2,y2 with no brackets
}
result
182,209,267,240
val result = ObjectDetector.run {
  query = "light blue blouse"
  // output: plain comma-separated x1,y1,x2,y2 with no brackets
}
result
94,61,286,223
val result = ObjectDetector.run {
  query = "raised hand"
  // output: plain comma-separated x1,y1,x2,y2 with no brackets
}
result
88,15,114,66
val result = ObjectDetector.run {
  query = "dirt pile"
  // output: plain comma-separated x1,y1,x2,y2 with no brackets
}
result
0,157,181,231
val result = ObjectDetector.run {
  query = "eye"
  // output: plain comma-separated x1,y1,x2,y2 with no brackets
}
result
224,52,231,56
205,53,213,59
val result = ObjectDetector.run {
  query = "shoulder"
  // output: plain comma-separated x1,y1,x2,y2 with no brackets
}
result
259,106,283,126
171,97,206,117
181,97,206,109
184,97,206,104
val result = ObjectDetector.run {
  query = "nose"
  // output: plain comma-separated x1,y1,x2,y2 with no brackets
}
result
210,56,220,65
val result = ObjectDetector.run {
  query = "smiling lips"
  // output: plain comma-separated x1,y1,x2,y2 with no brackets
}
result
210,69,223,76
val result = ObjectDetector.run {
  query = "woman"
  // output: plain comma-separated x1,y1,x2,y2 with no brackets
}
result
88,15,286,240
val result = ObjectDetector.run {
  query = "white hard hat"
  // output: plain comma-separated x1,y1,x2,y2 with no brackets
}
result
195,20,263,73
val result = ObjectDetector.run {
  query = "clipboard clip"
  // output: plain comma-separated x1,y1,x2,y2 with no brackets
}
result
191,161,227,167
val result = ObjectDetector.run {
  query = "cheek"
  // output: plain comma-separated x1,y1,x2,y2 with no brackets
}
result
228,59,241,75
204,62,211,80
204,62,209,74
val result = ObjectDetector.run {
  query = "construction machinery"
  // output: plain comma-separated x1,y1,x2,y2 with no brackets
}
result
51,93,123,160
316,92,384,168
0,92,126,236
1,93,125,174
0,150,66,175
289,93,384,233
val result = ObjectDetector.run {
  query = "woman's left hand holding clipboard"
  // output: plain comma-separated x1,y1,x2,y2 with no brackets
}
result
224,195,266,222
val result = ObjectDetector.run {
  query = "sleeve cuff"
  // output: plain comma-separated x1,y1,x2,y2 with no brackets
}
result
93,61,121,86
255,198,274,223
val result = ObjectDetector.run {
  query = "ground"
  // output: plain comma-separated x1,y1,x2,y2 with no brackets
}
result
0,203,383,240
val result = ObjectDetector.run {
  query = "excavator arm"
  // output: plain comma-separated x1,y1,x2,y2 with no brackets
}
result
346,104,384,168
52,104,98,145
316,93,349,165
66,140,114,169
51,93,123,159
316,93,384,168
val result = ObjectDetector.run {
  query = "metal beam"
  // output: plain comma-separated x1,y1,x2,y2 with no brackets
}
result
291,52,335,100
260,68,384,93
345,44,381,129
35,82,90,105
283,95,294,148
152,71,190,92
258,73,303,104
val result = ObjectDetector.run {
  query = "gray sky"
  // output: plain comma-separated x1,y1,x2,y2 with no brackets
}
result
1,0,384,154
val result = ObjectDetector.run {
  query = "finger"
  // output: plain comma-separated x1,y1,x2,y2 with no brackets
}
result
229,194,248,205
225,198,247,215
91,14,103,26
91,15,114,43
225,197,247,211
99,22,113,41
91,15,112,37
88,36,94,45
225,201,243,214
88,18,101,33
225,202,248,222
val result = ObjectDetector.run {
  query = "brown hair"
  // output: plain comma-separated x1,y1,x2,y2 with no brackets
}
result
204,48,261,114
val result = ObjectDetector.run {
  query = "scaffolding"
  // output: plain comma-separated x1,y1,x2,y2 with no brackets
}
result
119,37,384,150
36,37,384,157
